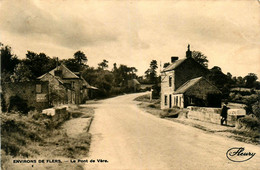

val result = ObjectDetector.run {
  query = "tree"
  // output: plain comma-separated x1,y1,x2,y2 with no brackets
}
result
244,73,258,88
10,63,33,82
63,58,80,72
1,44,19,74
192,51,208,68
237,76,245,87
98,59,109,70
163,62,170,68
74,51,87,65
145,60,158,83
207,66,230,98
24,51,56,78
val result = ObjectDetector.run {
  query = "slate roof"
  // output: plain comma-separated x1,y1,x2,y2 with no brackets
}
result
38,64,79,79
162,58,186,72
50,64,79,79
174,77,221,94
174,77,203,94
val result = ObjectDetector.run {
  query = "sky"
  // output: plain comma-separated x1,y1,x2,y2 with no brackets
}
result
0,0,259,77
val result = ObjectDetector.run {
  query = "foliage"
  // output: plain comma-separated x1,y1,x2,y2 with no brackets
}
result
244,73,258,88
1,94,7,112
236,114,260,131
192,51,208,68
252,101,260,119
10,63,33,82
98,59,109,70
0,44,19,74
63,58,81,72
163,62,170,68
8,95,30,114
145,60,158,84
74,50,87,65
24,51,57,78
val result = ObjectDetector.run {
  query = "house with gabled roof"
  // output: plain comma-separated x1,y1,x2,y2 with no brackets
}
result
161,45,222,109
38,64,96,105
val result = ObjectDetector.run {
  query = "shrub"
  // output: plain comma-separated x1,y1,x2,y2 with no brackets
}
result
148,104,156,108
160,108,180,118
252,101,260,119
8,95,29,114
236,115,260,131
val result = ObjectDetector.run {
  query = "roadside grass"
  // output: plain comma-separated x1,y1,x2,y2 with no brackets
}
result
1,106,94,170
135,94,260,145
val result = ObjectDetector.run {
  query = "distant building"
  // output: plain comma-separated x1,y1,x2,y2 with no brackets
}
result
127,79,141,92
161,45,221,109
38,64,97,105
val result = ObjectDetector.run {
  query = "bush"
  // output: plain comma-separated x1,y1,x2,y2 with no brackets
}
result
236,115,260,131
148,104,156,108
8,95,29,114
160,108,180,118
252,101,260,119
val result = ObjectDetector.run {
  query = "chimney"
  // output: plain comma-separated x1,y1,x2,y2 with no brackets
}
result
171,56,179,63
186,44,192,58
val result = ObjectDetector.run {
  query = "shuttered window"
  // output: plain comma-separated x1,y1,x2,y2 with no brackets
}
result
36,84,42,93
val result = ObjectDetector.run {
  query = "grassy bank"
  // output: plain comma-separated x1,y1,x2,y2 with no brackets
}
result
135,94,259,145
1,106,94,170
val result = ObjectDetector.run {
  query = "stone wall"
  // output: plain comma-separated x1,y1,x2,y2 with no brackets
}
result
2,81,49,111
42,106,70,127
187,106,245,126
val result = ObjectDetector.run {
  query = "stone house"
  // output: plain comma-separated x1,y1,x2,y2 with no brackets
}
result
161,46,222,109
127,79,141,92
2,81,49,111
38,64,94,105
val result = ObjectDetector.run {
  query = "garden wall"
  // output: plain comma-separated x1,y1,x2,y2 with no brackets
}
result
187,106,245,126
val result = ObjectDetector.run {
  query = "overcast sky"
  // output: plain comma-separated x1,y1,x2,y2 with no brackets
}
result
0,0,259,77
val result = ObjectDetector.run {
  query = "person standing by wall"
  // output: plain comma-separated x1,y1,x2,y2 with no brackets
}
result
221,101,229,125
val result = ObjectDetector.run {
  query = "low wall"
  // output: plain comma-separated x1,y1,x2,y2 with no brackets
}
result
42,106,70,127
187,106,245,126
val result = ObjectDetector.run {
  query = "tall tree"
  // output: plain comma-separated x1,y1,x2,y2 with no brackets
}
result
74,51,87,65
192,51,208,68
98,59,109,70
1,43,19,74
24,51,56,78
244,73,258,88
145,60,158,83
10,63,33,82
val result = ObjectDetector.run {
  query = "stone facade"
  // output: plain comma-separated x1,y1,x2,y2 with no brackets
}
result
38,64,91,105
2,81,49,111
161,47,221,109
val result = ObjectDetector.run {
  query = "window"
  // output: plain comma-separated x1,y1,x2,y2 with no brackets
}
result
71,81,75,88
36,84,42,93
176,96,178,106
169,76,172,87
164,95,168,106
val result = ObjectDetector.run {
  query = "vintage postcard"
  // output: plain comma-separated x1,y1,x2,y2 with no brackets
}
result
1,0,259,169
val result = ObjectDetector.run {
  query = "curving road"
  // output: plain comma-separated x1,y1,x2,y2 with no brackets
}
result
83,93,260,170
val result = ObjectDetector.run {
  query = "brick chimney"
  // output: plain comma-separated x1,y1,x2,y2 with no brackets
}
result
171,56,179,63
186,44,192,58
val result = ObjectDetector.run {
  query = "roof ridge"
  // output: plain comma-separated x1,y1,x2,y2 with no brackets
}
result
60,64,79,79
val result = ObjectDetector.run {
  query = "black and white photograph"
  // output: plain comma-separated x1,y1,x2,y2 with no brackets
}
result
0,0,259,169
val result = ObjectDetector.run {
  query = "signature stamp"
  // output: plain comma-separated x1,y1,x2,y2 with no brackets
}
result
226,147,256,162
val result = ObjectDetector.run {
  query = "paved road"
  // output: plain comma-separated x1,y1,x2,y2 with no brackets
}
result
83,93,260,170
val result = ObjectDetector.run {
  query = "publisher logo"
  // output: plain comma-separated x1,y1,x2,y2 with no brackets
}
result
226,147,256,162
